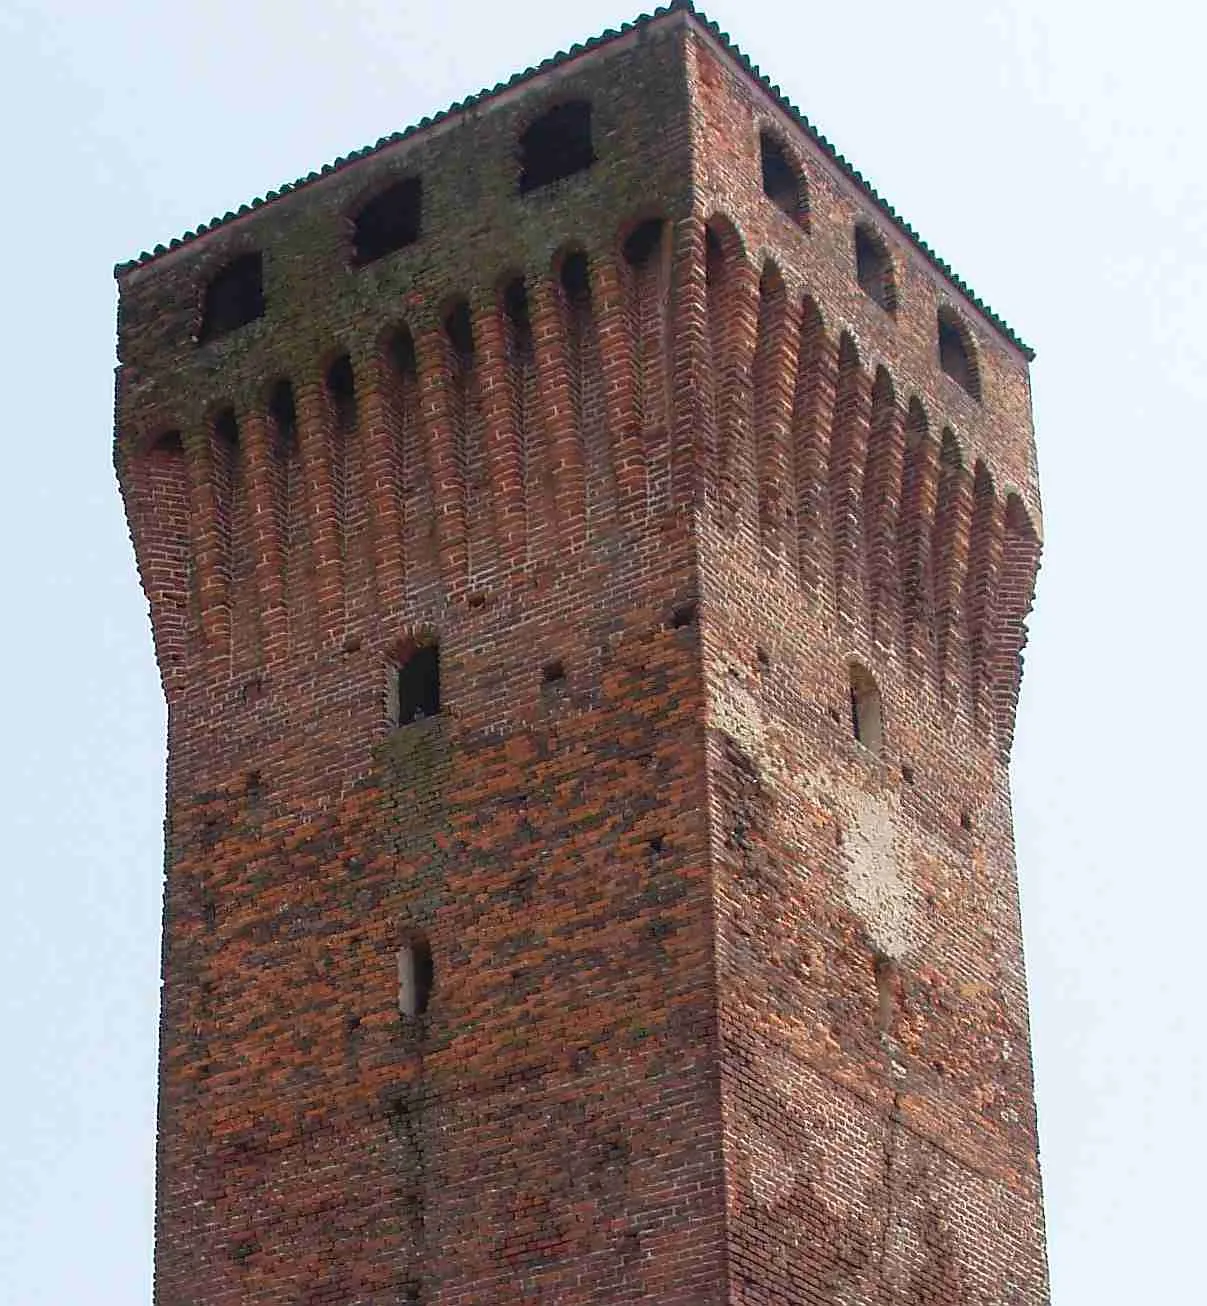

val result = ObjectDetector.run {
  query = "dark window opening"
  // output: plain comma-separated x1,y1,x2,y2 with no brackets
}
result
519,101,595,194
398,936,434,1018
389,325,418,379
391,643,440,726
705,225,724,285
938,308,981,399
149,429,183,456
444,300,475,360
199,253,264,343
855,224,896,312
326,354,356,430
542,659,566,685
268,380,297,451
560,249,591,303
623,218,665,268
849,662,884,753
215,406,239,450
503,277,534,358
669,600,698,629
352,177,422,265
760,132,806,225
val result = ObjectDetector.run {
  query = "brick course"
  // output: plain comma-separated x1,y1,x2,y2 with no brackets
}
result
115,7,1046,1303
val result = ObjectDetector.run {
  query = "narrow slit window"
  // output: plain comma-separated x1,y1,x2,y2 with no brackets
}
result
849,663,884,754
268,380,297,452
760,132,806,225
389,325,418,380
199,253,264,343
444,300,475,360
326,355,356,430
351,177,422,265
390,642,440,726
519,101,595,194
398,936,434,1018
560,249,590,304
503,277,534,358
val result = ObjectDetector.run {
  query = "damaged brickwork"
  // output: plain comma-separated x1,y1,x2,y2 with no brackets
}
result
115,5,1046,1303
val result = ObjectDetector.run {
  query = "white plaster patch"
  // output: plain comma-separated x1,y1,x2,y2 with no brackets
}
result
708,671,768,757
839,789,922,959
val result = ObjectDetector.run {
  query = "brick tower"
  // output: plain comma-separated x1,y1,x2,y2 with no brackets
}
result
115,4,1047,1302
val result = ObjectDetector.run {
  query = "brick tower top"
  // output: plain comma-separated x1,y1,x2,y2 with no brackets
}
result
115,1,1041,761
115,6,1047,1302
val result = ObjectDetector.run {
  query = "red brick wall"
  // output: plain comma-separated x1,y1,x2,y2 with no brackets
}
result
683,28,1047,1306
116,10,1045,1304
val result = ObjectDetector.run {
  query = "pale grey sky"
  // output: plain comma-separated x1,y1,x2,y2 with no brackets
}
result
1,1,1202,1302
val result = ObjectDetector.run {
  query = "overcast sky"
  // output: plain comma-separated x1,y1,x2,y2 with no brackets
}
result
1,1,1202,1302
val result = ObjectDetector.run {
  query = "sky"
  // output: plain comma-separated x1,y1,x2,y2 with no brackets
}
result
0,0,1202,1301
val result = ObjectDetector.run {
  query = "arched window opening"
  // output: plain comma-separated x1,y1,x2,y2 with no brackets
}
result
705,224,725,286
938,307,981,400
351,177,422,266
503,277,534,358
519,101,595,194
855,224,896,312
325,354,356,431
149,430,183,457
268,380,296,436
444,300,475,360
622,218,665,268
760,132,806,226
268,380,297,454
214,406,240,450
398,936,434,1018
389,641,440,726
559,249,591,304
388,325,418,380
848,662,884,753
199,253,264,343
